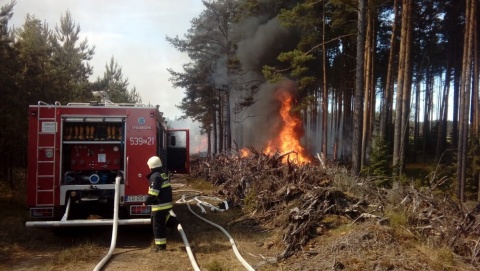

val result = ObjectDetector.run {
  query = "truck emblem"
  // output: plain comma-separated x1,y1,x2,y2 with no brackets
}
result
45,149,54,158
138,117,145,125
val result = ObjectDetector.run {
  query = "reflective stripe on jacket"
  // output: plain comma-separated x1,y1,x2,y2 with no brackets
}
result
144,169,173,211
152,202,173,211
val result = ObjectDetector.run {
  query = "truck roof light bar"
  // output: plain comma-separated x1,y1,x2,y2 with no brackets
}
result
84,117,105,122
63,117,124,122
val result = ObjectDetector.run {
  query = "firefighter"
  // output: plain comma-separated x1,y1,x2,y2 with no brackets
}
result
143,156,178,251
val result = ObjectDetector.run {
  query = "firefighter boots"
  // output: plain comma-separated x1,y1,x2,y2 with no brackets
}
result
153,244,166,252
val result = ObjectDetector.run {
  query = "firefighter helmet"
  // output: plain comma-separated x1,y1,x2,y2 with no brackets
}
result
147,156,162,169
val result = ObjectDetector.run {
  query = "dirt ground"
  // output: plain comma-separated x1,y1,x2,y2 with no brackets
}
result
1,176,479,271
0,177,283,271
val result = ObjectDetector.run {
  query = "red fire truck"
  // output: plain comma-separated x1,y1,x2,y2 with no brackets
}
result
25,100,189,227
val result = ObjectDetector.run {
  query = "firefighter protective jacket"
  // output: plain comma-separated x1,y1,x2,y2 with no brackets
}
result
145,168,173,212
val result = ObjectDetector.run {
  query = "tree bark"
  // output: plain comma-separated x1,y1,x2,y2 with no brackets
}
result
393,0,409,175
422,68,432,163
225,89,232,151
322,1,328,161
457,0,475,202
207,126,212,157
399,0,413,174
361,0,374,168
380,0,399,144
474,4,480,200
351,0,366,175
218,89,224,153
435,64,451,162
413,77,420,163
213,90,218,154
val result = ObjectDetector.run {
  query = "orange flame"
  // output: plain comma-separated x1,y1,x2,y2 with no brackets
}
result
264,88,311,164
239,149,249,158
194,135,208,153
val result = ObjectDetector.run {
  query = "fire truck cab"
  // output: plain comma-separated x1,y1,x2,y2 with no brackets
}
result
26,100,189,227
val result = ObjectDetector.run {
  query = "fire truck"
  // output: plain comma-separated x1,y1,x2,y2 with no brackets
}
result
25,100,189,227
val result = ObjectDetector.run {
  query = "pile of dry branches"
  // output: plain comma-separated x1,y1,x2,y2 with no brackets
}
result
190,149,371,258
399,187,480,265
190,149,480,266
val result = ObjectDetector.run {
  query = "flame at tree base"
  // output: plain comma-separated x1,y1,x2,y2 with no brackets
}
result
262,85,311,164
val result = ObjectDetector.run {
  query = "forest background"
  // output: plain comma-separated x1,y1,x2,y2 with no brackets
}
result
1,0,480,207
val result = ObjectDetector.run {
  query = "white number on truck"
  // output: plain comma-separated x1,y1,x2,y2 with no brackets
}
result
129,137,155,146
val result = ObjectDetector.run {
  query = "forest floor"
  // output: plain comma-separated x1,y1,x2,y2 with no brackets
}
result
1,168,480,271
1,177,282,271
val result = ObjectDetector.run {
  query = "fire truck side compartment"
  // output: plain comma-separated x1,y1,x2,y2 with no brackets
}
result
27,103,189,223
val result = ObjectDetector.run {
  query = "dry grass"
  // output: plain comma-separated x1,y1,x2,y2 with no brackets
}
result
43,241,104,269
2,164,480,271
184,176,216,192
416,244,457,271
0,175,277,271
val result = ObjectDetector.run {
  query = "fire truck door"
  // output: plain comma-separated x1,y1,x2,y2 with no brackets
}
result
166,130,189,174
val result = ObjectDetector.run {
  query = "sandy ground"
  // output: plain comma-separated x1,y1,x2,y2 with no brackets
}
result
1,178,281,271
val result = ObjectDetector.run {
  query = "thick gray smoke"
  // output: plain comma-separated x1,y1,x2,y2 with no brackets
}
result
235,17,291,71
232,82,279,150
231,16,299,151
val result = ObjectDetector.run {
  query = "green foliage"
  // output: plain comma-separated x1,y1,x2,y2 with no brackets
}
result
170,59,219,126
206,260,230,271
361,137,392,186
49,11,94,103
298,76,316,90
243,186,257,213
466,135,480,199
262,65,285,84
292,94,316,113
92,57,141,103
278,2,316,29
263,49,316,89
0,2,29,184
385,209,408,228
329,0,357,29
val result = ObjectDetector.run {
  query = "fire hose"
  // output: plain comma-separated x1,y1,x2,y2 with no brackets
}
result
177,193,255,271
91,178,202,271
92,186,253,271
93,175,121,271
176,219,201,271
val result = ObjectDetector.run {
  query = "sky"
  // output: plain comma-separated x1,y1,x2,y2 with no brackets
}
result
8,0,204,119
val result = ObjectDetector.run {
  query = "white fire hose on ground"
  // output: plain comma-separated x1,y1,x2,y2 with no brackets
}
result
92,186,253,271
93,175,121,271
176,217,201,271
178,193,255,271
92,177,202,271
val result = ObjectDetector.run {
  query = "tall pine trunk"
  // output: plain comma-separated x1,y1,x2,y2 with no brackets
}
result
361,0,375,167
473,5,480,201
457,0,475,202
380,0,399,144
435,64,451,162
351,0,366,175
422,69,433,163
213,89,219,154
399,0,413,174
322,1,328,160
393,0,410,175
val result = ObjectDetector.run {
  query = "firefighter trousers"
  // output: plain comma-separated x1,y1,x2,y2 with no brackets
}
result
151,209,178,247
